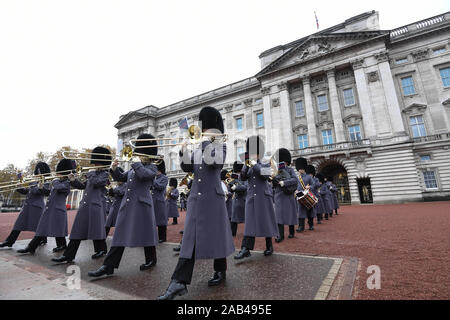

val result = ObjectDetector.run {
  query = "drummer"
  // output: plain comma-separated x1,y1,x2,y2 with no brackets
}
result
295,157,315,232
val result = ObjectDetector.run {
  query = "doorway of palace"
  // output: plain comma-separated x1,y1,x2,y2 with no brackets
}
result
357,178,373,203
319,162,351,204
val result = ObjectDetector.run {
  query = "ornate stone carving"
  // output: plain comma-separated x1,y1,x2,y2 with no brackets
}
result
261,86,271,95
243,98,253,106
277,82,288,91
192,115,199,121
295,41,335,62
164,122,171,129
367,71,379,83
374,51,389,63
343,114,363,125
350,58,365,70
271,98,280,107
411,48,430,61
224,104,233,112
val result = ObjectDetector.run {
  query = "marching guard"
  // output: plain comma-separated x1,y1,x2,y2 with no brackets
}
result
272,148,298,242
88,134,159,277
318,174,333,220
234,135,279,260
17,159,74,254
295,157,316,232
327,176,339,215
230,161,247,237
153,160,168,243
166,178,179,225
52,147,111,263
1,162,51,248
105,168,127,236
158,106,235,300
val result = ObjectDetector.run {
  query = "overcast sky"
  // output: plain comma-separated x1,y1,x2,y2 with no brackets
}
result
0,0,448,169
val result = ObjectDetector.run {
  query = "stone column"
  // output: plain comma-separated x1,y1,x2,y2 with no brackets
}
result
352,58,377,139
375,52,406,135
278,82,294,151
326,68,346,143
261,86,273,155
302,76,318,146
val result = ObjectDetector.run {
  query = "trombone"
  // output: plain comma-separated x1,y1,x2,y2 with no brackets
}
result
129,125,228,149
0,165,111,193
62,145,164,165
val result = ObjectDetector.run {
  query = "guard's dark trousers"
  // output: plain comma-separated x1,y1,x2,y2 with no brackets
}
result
171,248,226,284
63,239,107,260
104,246,156,269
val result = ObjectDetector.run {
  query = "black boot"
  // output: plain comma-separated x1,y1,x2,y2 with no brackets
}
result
308,217,314,231
53,246,66,253
335,210,338,215
91,251,107,259
275,224,284,242
208,271,226,286
288,225,295,238
264,238,273,256
140,260,157,271
88,265,114,277
234,247,251,260
172,217,178,225
157,280,187,300
325,213,329,220
297,218,305,232
16,246,35,254
51,255,73,263
39,238,47,246
0,241,13,248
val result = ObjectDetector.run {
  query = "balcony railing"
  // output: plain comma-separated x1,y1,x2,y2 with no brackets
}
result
390,12,449,39
412,132,450,143
294,139,371,156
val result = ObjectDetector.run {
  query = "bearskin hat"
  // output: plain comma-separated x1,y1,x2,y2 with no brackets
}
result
306,165,316,176
295,157,308,171
233,161,244,173
199,106,224,134
274,148,292,165
316,173,325,183
91,146,112,166
135,133,157,156
34,162,50,176
157,160,166,175
220,169,228,181
56,159,75,174
246,135,265,159
169,177,178,188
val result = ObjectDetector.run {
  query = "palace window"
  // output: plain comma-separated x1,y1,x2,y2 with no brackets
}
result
343,88,355,107
297,134,308,149
423,170,438,189
433,47,446,55
171,158,177,172
294,100,305,117
395,57,408,64
439,67,450,88
317,94,329,112
401,76,416,96
322,129,333,145
236,117,243,131
236,146,245,161
348,125,362,141
256,112,264,128
410,115,426,138
420,155,431,161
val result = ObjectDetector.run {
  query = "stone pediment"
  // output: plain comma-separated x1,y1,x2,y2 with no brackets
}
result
114,111,149,128
256,31,389,78
402,103,427,114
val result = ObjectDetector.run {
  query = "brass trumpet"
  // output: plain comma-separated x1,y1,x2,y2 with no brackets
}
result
129,125,227,149
179,172,193,187
62,146,163,165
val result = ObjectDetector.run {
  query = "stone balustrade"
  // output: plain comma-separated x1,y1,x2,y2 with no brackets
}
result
390,12,448,39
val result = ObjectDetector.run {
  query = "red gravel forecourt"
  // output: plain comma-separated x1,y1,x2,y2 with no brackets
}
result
1,201,449,300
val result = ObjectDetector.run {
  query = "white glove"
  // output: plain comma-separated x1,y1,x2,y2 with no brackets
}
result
132,156,141,163
88,168,96,173
231,185,236,191
68,173,76,182
279,180,285,187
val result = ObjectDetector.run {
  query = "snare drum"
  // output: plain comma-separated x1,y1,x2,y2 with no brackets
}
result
297,189,318,209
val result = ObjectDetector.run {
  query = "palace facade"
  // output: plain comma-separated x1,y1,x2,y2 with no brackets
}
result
113,11,450,204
